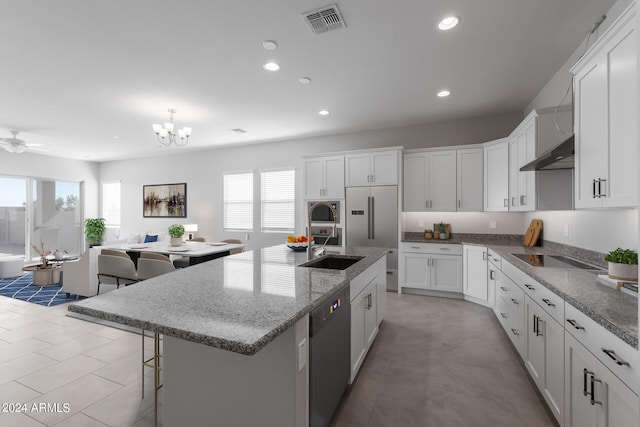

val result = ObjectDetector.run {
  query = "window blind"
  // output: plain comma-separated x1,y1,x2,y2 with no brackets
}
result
260,169,295,233
223,173,253,231
102,182,121,226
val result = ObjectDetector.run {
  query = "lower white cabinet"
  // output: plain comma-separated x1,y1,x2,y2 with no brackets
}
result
350,257,386,382
399,243,462,293
524,296,564,424
462,245,488,303
564,332,638,427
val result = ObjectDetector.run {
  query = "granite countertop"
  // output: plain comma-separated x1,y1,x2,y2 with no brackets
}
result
68,245,388,356
401,232,638,349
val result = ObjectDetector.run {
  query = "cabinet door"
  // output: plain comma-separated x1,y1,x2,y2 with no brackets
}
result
375,262,386,326
604,20,637,208
304,158,324,199
345,153,371,187
364,284,378,349
574,56,608,209
457,149,483,211
463,245,488,301
428,150,457,211
430,254,462,292
508,137,519,210
403,153,428,211
371,150,398,185
565,333,600,427
483,141,509,212
400,252,429,289
543,310,565,424
324,156,345,199
521,119,536,211
525,297,546,390
350,290,367,381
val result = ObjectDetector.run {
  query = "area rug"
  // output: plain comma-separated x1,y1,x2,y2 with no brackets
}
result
0,273,85,307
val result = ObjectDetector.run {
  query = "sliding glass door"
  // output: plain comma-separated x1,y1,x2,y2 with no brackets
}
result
0,177,27,256
0,176,83,261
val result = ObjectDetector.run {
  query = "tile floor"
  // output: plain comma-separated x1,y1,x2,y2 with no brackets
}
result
331,293,556,427
0,291,555,427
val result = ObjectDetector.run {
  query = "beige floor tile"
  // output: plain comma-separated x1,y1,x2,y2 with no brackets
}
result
91,326,134,340
0,322,67,344
0,353,58,386
17,354,107,394
82,334,146,364
92,350,154,386
444,389,525,427
33,323,103,346
0,412,47,426
0,337,55,364
24,374,122,426
52,412,108,427
36,334,112,362
0,381,42,411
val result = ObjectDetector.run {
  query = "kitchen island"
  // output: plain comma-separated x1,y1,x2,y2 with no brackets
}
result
68,245,388,427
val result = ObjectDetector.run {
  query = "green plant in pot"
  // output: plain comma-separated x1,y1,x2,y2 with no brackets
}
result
605,248,638,281
84,218,106,247
168,224,185,247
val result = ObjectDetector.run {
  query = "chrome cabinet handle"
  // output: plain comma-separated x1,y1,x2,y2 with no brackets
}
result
524,284,535,290
490,270,496,280
511,197,516,206
583,368,590,397
503,198,508,207
520,195,526,205
567,319,585,330
458,200,461,209
511,328,519,336
500,286,507,291
590,375,602,406
599,178,606,197
440,247,450,251
592,179,597,198
482,252,487,260
511,298,519,305
500,312,507,318
542,298,555,307
535,315,543,337
533,314,538,334
602,348,630,366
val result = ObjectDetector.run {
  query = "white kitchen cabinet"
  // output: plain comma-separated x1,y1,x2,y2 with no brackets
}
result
345,150,398,187
456,148,483,211
508,114,536,212
524,296,564,425
403,150,456,212
303,155,344,199
572,4,637,209
564,332,638,427
495,269,526,358
483,139,509,211
462,245,488,304
399,243,462,293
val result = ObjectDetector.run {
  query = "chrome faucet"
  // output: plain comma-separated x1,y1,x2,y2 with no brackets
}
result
307,201,338,260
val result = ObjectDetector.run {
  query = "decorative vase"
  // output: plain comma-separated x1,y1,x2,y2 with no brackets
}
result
439,233,447,240
170,237,183,247
608,262,638,281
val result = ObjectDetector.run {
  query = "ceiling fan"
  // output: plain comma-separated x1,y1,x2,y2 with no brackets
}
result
0,131,45,153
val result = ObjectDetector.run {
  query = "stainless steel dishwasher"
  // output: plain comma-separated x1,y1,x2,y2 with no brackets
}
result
309,285,351,427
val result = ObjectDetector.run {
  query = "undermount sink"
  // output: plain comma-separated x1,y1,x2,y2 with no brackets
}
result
300,255,364,270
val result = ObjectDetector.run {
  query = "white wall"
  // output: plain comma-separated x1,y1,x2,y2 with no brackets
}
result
402,212,525,235
0,150,100,218
99,112,521,251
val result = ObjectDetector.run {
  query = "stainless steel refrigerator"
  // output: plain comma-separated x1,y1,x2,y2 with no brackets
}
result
345,186,398,291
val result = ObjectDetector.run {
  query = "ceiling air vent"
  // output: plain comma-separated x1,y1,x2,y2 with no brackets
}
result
303,4,346,34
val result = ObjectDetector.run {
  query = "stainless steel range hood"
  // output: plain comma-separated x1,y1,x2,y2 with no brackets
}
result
520,135,574,171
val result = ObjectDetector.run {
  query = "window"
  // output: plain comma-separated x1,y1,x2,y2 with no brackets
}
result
223,172,253,231
102,182,121,226
261,169,295,233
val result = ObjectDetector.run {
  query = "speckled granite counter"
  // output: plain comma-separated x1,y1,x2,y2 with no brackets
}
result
401,232,638,349
68,245,388,355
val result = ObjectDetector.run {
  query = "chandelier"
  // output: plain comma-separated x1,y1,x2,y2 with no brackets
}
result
152,109,192,147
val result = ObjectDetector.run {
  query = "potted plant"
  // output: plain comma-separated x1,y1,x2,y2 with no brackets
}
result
168,224,185,247
436,222,448,240
84,218,106,247
605,248,638,281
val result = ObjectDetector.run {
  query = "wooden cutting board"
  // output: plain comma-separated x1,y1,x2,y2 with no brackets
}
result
523,219,543,246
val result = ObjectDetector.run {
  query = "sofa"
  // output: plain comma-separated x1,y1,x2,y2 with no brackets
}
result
0,254,25,279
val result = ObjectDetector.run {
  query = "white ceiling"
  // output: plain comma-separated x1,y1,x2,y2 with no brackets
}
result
0,0,616,162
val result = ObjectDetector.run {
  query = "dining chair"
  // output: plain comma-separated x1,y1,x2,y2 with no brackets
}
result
221,239,244,254
140,252,172,262
101,248,131,259
97,254,139,294
137,257,176,280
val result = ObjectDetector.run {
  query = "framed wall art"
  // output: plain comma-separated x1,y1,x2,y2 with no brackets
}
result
143,183,187,218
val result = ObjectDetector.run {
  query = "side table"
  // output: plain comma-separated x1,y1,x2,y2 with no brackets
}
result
22,264,63,286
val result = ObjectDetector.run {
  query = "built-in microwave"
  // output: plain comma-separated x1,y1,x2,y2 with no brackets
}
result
308,201,340,223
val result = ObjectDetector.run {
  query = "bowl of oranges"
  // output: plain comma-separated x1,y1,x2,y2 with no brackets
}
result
286,235,309,252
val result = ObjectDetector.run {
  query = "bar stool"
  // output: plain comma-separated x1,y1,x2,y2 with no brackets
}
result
142,330,162,426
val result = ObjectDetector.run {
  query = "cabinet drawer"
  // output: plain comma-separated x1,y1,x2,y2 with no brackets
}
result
487,248,502,270
351,263,378,301
564,303,638,394
496,270,525,307
400,242,462,255
519,277,565,325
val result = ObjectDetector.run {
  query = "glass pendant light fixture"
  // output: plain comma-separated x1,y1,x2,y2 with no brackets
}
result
152,109,192,147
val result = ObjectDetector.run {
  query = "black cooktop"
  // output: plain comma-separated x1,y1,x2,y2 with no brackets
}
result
511,253,599,269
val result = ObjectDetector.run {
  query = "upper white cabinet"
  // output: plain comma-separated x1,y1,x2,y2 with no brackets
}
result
456,148,483,211
572,5,637,209
403,150,457,212
303,155,344,199
345,150,398,187
508,113,536,212
483,139,509,211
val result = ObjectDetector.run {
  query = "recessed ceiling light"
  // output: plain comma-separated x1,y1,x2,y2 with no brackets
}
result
263,62,280,71
438,15,459,30
318,110,329,116
299,77,312,84
262,40,278,50
437,90,451,98
113,136,120,140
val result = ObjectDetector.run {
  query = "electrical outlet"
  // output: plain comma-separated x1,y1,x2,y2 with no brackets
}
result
418,220,424,228
563,225,569,237
490,220,497,229
297,338,307,372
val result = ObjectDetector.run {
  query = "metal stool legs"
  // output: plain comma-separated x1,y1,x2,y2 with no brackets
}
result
142,330,162,426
